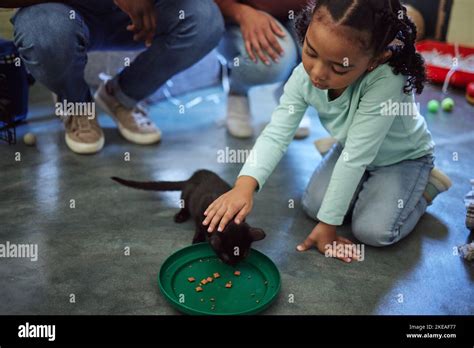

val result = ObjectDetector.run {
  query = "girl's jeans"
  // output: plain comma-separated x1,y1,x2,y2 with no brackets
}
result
302,143,435,247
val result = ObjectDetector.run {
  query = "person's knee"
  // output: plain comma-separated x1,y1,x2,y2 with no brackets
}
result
198,0,225,49
259,33,298,83
234,26,298,86
163,0,224,51
351,217,398,247
12,4,85,77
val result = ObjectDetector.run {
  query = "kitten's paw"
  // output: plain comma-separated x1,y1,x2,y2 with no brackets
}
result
174,211,190,223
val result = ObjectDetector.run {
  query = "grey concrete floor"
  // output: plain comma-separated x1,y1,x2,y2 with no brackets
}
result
0,81,473,315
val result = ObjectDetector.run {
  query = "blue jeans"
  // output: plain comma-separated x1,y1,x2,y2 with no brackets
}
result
301,143,435,247
11,0,224,108
217,19,299,95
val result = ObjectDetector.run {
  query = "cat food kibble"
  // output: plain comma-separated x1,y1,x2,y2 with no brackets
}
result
196,286,203,292
188,277,195,283
201,279,208,285
234,271,241,276
206,277,213,283
213,272,220,279
225,282,232,288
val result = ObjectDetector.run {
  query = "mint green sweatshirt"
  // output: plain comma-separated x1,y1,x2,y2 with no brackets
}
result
239,63,435,226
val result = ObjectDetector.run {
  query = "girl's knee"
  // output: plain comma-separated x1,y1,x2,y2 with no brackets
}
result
351,219,399,247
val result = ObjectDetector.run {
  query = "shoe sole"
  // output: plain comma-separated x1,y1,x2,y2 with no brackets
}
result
314,137,337,155
294,127,310,139
429,168,453,191
226,122,253,139
94,90,162,145
65,133,104,155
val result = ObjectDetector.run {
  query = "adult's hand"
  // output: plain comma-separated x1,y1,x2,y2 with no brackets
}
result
237,6,286,65
114,0,157,47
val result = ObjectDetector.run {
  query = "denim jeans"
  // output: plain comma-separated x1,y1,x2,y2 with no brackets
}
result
11,0,224,108
217,18,300,95
301,143,435,247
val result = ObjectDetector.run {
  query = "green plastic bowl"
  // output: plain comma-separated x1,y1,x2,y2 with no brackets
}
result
158,243,280,315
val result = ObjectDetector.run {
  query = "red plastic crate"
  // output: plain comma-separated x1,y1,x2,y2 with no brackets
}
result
416,40,474,88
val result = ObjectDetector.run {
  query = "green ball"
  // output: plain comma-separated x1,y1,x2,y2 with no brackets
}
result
427,100,440,113
441,97,455,112
23,132,36,146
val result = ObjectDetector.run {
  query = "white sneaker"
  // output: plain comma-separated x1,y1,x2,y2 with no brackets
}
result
94,83,161,145
423,167,453,204
63,115,105,155
52,93,104,154
226,94,253,138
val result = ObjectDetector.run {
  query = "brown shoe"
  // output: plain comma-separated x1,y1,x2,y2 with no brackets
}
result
94,83,161,145
63,115,104,154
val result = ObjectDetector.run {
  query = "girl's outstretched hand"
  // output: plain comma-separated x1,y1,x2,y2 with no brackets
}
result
203,176,258,233
297,222,361,263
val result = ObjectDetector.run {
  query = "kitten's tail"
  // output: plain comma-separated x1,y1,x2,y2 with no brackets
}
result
111,177,186,191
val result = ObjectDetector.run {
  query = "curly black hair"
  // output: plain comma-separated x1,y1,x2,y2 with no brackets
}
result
294,0,427,94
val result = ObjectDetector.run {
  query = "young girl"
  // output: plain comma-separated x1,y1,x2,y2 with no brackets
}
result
202,0,452,262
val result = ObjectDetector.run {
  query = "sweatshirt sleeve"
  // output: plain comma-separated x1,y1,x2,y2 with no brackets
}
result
238,65,308,191
316,69,404,225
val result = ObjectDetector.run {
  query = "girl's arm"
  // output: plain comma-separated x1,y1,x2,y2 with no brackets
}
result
237,64,308,192
203,65,308,233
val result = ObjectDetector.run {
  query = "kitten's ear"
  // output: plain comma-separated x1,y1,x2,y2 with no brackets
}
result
249,227,266,241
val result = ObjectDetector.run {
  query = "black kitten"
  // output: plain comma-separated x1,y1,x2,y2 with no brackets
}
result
111,170,265,265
